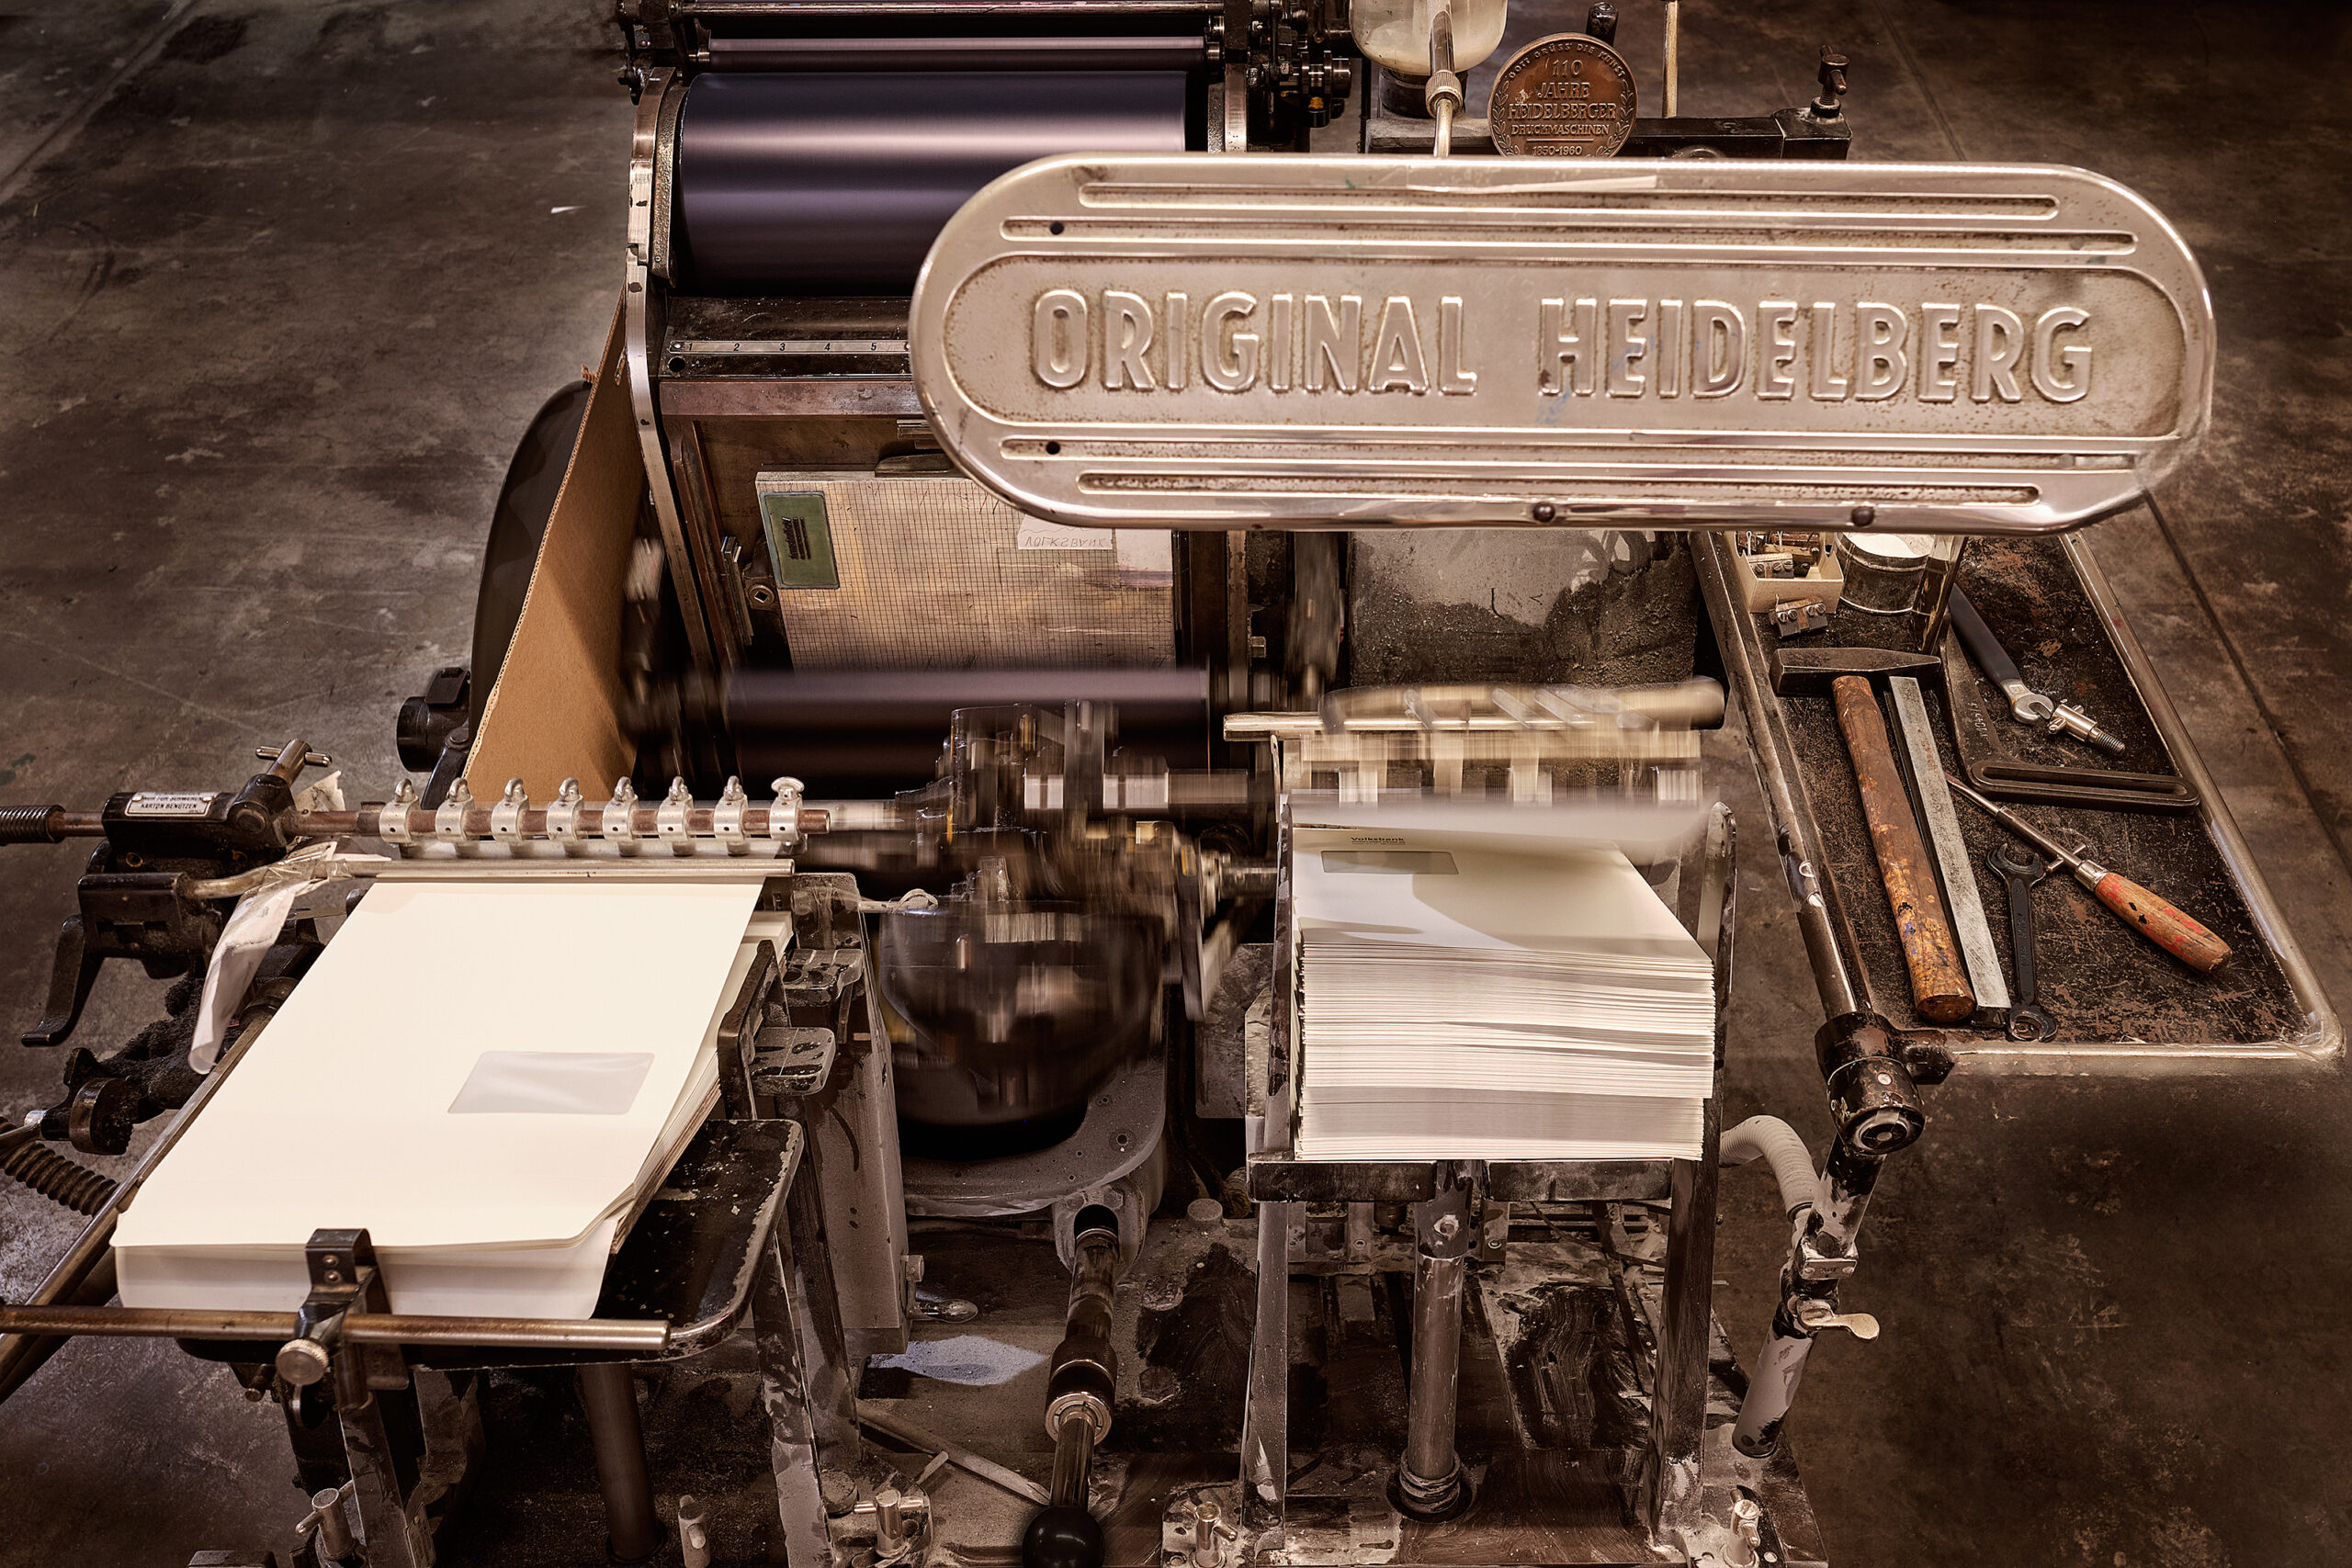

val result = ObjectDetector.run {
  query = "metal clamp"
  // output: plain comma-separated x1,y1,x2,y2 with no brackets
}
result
658,776,694,857
603,778,641,854
433,777,475,853
768,775,804,848
545,777,585,852
379,779,416,848
490,779,529,847
712,776,749,856
1794,1224,1858,1282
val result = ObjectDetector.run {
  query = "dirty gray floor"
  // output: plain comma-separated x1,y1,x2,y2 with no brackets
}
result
2,2,2349,1564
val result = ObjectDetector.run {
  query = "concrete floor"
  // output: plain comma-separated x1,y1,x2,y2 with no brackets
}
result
1,2,2348,1563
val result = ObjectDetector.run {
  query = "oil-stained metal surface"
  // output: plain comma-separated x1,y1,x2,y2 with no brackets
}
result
911,155,2214,534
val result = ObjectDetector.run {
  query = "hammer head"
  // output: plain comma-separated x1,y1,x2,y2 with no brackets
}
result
1770,645,1940,696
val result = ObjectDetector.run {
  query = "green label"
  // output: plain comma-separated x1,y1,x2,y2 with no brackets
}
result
759,491,841,590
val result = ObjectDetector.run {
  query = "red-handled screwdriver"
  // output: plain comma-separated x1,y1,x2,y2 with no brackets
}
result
1943,773,2232,972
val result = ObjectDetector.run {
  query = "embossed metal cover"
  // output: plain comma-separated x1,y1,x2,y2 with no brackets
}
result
910,155,2214,533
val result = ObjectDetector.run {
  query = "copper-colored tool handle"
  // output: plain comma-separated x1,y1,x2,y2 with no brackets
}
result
2092,871,2232,972
1831,675,1976,1022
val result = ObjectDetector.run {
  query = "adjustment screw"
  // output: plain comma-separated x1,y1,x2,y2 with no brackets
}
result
1531,502,1557,523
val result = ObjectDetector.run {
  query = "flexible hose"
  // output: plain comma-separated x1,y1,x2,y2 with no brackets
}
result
1721,1115,1818,1218
0,1127,119,1216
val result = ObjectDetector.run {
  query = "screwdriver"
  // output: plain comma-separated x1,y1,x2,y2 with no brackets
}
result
1943,773,2231,972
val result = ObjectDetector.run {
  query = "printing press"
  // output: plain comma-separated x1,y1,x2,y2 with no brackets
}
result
0,2,2339,1566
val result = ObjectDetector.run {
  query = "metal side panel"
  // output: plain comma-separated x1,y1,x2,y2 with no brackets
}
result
912,154,2214,534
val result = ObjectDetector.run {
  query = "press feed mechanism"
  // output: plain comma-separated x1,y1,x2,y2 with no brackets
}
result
0,4,2336,1567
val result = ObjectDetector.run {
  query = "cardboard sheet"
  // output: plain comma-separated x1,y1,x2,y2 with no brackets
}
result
466,302,644,801
115,880,763,1315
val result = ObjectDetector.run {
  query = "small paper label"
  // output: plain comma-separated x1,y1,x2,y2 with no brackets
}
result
124,791,222,818
1015,517,1115,551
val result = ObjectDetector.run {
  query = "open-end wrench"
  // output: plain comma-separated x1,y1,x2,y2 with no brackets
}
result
1990,842,2057,1041
1949,586,2128,755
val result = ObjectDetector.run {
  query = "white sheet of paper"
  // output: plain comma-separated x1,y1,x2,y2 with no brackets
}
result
1292,828,1709,962
1292,794,1709,865
1289,822,1714,1163
116,880,763,1314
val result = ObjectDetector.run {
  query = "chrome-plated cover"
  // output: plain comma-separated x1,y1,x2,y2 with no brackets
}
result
910,155,2214,533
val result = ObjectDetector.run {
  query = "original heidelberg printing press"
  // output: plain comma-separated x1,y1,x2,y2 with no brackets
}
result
0,3,2338,1567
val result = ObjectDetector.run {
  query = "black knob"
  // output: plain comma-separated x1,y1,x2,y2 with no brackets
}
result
1585,3,1619,44
1022,1506,1104,1568
1815,47,1850,116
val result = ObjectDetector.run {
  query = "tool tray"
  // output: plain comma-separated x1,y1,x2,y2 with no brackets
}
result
1706,533,2334,1072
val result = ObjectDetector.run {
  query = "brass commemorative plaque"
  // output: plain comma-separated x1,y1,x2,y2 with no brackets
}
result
1487,33,1638,158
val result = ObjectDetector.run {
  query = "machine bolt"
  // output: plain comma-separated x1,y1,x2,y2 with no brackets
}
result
1531,502,1557,522
275,1337,332,1388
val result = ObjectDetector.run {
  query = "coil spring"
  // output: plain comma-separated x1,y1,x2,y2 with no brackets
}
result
1,1137,117,1215
0,804,64,844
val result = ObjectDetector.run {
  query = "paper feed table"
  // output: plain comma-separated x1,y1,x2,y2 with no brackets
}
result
114,880,768,1320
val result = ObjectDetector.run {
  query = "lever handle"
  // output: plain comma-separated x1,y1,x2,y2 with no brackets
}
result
2088,867,2233,972
1946,586,2025,693
1793,1299,1880,1340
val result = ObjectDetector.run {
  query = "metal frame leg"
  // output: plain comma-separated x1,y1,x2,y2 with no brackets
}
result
579,1362,661,1561
1645,1099,1722,1536
1238,1200,1293,1540
1396,1165,1476,1520
337,1381,432,1568
753,1203,842,1566
786,1173,863,1462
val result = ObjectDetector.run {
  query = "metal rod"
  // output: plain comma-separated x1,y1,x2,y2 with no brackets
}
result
1888,678,2009,1011
580,1361,662,1561
310,1485,357,1562
1396,1172,1474,1517
1832,674,1974,1021
859,1407,1051,1506
707,34,1210,70
0,1303,672,1352
1398,1250,1467,1506
1047,1416,1097,1507
1692,536,1865,1017
1663,0,1679,116
680,0,1218,11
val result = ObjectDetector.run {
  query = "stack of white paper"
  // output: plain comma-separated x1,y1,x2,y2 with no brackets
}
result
1290,822,1715,1162
115,880,768,1320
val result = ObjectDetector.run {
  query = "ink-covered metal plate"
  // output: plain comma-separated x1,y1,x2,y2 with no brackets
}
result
909,154,2216,534
1487,33,1638,158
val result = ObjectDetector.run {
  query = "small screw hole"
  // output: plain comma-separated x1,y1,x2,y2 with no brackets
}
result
1049,220,1066,235
1046,441,1062,455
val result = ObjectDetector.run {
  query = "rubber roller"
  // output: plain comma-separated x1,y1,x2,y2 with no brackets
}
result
674,72,1190,295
